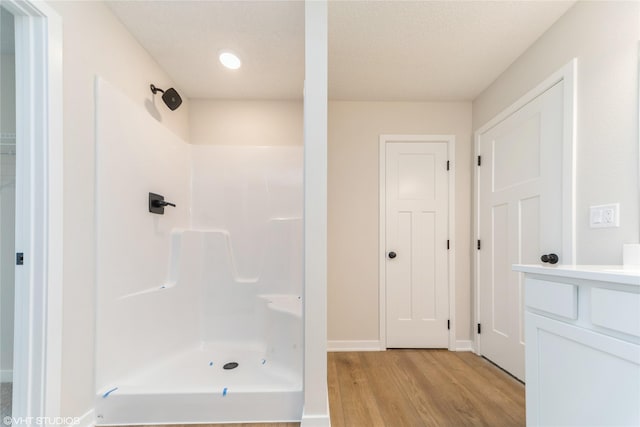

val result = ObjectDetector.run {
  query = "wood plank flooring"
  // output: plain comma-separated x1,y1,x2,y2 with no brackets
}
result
118,350,525,427
329,350,525,427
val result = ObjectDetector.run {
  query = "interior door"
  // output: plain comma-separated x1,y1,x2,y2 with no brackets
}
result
477,81,564,380
385,141,449,348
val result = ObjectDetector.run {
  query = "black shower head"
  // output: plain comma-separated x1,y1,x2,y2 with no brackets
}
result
150,84,182,111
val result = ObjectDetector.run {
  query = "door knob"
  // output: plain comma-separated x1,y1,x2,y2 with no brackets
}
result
388,251,397,259
540,253,559,264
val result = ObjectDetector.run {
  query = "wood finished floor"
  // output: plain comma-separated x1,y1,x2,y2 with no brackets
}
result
119,350,525,427
329,350,524,427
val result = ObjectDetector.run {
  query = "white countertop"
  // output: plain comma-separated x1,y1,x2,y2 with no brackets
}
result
512,264,640,286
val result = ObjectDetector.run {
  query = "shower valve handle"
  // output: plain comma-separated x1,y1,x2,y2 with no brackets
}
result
152,200,176,208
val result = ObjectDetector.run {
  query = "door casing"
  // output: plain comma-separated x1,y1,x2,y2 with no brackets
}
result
379,134,456,351
4,0,63,419
473,59,577,356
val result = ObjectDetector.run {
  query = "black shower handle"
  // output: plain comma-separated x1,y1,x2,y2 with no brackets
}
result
152,200,176,208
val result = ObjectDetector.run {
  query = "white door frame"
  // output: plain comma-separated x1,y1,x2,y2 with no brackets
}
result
4,0,63,419
473,59,577,355
379,134,456,351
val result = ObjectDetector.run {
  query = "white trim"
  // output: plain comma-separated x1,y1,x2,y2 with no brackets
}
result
3,0,63,419
561,60,577,265
447,139,456,352
327,340,383,352
473,58,577,356
454,340,475,352
1,370,13,382
301,412,331,427
379,138,388,349
379,134,457,351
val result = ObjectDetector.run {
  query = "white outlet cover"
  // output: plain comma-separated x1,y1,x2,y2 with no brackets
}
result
590,203,620,228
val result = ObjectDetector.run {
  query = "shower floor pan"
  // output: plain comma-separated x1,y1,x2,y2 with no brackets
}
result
95,342,303,425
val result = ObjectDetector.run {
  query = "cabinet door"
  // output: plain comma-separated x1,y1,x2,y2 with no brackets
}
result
526,312,640,426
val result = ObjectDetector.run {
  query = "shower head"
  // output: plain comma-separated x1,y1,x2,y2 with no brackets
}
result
150,84,182,111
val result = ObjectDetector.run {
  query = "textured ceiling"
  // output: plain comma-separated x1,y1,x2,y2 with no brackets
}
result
329,0,574,101
108,1,305,100
108,0,575,101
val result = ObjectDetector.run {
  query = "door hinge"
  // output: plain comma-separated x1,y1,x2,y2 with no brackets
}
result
477,323,482,334
477,155,482,166
16,252,24,265
477,240,481,250
446,160,450,171
447,319,450,330
447,240,450,250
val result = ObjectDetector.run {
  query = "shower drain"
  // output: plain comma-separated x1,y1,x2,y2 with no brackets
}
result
223,362,239,370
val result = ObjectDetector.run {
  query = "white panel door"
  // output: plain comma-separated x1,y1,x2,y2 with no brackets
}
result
478,81,564,380
386,141,449,348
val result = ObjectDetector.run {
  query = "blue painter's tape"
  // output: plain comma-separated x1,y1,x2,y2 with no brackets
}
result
102,387,118,398
222,387,228,397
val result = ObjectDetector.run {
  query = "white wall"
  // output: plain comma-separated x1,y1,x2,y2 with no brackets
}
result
46,0,190,418
473,1,640,264
327,101,473,344
189,100,303,146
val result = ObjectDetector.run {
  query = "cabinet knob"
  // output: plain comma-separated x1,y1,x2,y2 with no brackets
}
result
388,251,397,259
541,253,559,264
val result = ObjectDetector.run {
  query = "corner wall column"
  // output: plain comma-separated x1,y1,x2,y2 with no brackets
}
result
301,0,330,426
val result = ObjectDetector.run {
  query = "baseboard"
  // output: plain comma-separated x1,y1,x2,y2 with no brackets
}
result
327,340,383,352
69,408,95,427
328,339,472,352
454,340,474,352
300,412,331,427
0,369,12,382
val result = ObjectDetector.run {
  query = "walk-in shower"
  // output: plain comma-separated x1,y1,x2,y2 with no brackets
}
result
94,78,303,424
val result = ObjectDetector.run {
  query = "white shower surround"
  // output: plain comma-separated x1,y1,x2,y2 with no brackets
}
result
94,78,303,424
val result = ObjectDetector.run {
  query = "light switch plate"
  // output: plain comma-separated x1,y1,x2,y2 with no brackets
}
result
590,203,620,228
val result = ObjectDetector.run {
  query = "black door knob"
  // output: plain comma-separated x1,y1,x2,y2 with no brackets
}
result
388,251,397,259
540,253,559,264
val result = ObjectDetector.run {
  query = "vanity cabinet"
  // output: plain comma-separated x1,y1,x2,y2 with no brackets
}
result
513,265,640,427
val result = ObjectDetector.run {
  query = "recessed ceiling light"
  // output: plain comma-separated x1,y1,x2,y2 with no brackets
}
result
219,51,241,70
